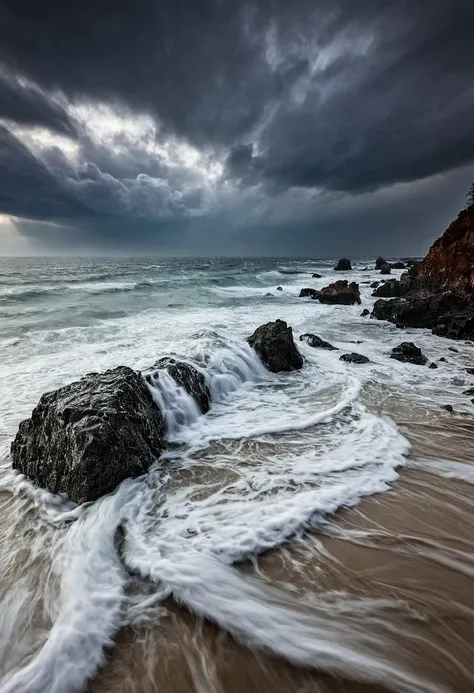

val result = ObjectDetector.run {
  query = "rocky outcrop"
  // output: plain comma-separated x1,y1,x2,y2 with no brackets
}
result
390,343,428,365
375,257,386,270
372,292,472,331
372,273,412,298
299,334,338,350
380,263,392,275
340,353,370,364
319,280,361,305
334,258,352,271
11,367,165,504
151,358,211,413
299,288,320,299
248,319,303,372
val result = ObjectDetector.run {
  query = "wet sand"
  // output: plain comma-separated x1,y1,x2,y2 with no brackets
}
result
89,416,474,693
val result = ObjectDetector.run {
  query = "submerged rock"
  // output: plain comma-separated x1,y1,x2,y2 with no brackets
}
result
370,281,380,289
462,388,474,396
299,333,338,350
312,273,322,278
276,286,283,291
361,309,370,317
429,362,438,369
319,280,361,305
340,353,370,364
299,288,320,299
151,357,211,413
248,319,303,372
334,258,352,271
390,342,428,365
442,404,454,413
11,367,165,504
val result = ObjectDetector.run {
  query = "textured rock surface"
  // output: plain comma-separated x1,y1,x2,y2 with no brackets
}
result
380,263,392,275
11,367,165,504
334,258,352,271
151,357,211,413
372,273,412,298
340,353,370,364
390,342,428,365
299,333,338,350
248,319,303,372
415,206,474,294
319,280,361,305
299,288,320,299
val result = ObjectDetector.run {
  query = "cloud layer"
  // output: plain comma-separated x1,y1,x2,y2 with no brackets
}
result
0,0,473,254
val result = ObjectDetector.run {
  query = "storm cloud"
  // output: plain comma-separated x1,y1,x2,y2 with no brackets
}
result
0,0,473,254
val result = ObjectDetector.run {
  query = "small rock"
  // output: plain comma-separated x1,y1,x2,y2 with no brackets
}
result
265,292,274,297
340,353,370,364
319,280,361,305
248,319,303,373
276,286,283,291
390,261,406,269
361,309,370,317
312,273,322,278
390,342,428,365
462,388,474,396
396,323,405,329
429,362,438,369
152,358,211,414
334,258,352,271
466,368,474,374
439,357,447,362
299,288,320,299
370,282,380,289
299,334,338,350
448,347,459,353
442,404,454,413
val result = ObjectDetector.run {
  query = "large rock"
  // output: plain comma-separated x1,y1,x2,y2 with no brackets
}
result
11,367,165,504
334,258,352,271
248,319,303,372
372,291,470,331
372,273,412,298
340,353,370,364
150,358,211,413
299,288,320,299
319,280,361,305
390,342,428,365
375,256,386,270
299,333,338,350
380,263,392,275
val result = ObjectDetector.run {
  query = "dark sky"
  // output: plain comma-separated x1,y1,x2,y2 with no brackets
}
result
0,0,473,256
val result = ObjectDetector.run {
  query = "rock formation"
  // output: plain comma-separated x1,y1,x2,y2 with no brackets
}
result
379,263,392,275
11,367,165,504
150,358,211,413
299,288,320,299
375,257,386,270
340,353,370,364
319,280,361,305
299,334,338,350
390,343,428,365
247,319,303,372
334,258,352,271
372,273,412,298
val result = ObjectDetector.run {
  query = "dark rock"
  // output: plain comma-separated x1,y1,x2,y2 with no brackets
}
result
390,261,406,269
370,281,380,289
361,309,370,317
11,367,165,504
375,257,386,270
299,333,338,350
439,357,447,362
442,404,454,413
312,273,322,278
276,286,283,291
319,280,361,305
372,273,412,298
390,342,428,365
466,368,474,374
429,362,438,369
334,258,352,271
265,292,274,297
462,388,474,396
380,263,392,275
448,347,459,353
248,320,303,373
396,323,405,329
299,288,321,299
151,358,211,414
340,353,370,364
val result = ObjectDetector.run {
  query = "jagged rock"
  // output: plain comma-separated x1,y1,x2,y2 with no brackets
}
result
11,367,165,504
151,358,211,414
248,319,303,372
312,273,322,278
429,362,438,369
380,263,392,275
371,291,471,331
361,309,370,317
334,258,352,271
299,334,338,350
276,286,283,291
299,288,321,299
340,353,370,364
390,342,428,365
370,281,380,289
319,280,361,305
375,257,386,270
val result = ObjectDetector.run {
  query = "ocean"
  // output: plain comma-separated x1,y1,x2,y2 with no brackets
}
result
0,256,474,693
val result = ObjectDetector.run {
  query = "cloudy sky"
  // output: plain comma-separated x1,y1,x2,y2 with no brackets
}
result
0,0,473,256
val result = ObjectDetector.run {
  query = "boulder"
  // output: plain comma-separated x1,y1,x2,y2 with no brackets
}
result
462,388,474,396
299,288,321,299
375,257,386,270
150,358,211,413
466,368,474,374
312,273,322,278
340,353,370,364
390,261,406,270
11,367,165,504
380,263,392,275
390,342,428,365
429,362,438,369
299,334,338,350
361,309,370,317
442,404,454,413
372,273,412,298
319,280,361,305
276,286,283,291
334,258,352,271
248,319,303,372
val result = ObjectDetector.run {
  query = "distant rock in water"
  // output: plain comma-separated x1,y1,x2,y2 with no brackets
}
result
391,261,406,269
390,342,428,365
380,263,392,275
370,281,380,289
312,273,322,278
299,288,320,299
319,280,361,305
248,319,303,372
361,309,370,317
11,367,165,504
429,362,438,369
334,258,352,271
375,257,386,270
151,357,211,413
299,333,338,350
340,353,370,364
276,286,283,291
